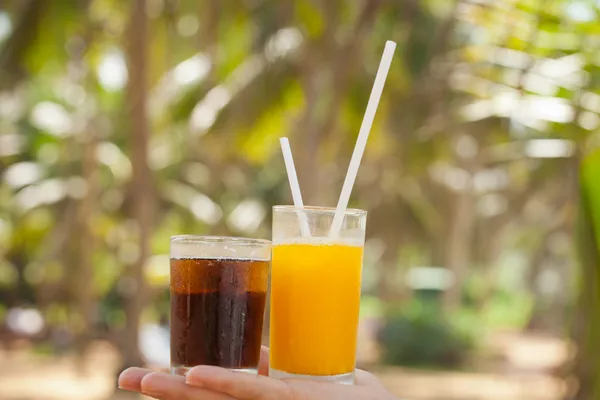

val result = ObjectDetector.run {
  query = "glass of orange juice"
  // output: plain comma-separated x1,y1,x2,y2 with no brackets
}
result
269,205,366,385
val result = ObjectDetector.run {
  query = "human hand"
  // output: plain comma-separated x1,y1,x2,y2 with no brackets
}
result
118,347,398,400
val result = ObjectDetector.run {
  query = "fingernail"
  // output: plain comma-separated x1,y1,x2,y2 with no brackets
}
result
118,368,151,391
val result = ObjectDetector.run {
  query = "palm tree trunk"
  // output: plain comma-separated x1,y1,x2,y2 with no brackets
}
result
443,187,476,309
121,0,152,371
72,1,97,373
73,126,98,374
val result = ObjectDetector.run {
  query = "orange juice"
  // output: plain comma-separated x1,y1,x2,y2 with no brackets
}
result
269,241,363,376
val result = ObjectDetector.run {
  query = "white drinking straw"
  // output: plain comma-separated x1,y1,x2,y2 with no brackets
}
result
279,137,311,237
329,41,397,237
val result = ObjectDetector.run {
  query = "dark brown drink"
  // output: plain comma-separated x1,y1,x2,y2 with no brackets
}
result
170,257,268,372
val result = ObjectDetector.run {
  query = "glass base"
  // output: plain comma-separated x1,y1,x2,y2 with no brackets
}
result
171,365,258,376
269,367,354,385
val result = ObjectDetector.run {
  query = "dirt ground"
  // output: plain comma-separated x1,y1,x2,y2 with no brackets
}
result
0,331,569,400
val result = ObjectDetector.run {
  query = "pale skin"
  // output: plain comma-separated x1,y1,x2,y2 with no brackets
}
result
118,347,399,400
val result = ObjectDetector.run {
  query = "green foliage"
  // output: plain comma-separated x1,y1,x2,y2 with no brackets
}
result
581,151,600,249
378,300,475,369
480,290,533,329
462,275,534,330
376,281,533,370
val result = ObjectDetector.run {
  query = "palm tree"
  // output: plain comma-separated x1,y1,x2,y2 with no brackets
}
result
120,0,152,371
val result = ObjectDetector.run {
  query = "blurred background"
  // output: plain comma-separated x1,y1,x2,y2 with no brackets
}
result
0,0,599,399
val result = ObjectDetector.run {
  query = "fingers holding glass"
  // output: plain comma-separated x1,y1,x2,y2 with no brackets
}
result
120,369,237,400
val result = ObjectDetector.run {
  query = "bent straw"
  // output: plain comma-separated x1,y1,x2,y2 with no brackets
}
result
329,41,397,237
279,137,311,237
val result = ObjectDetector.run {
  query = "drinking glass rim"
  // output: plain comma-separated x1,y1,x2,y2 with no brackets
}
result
273,205,367,216
170,235,271,246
